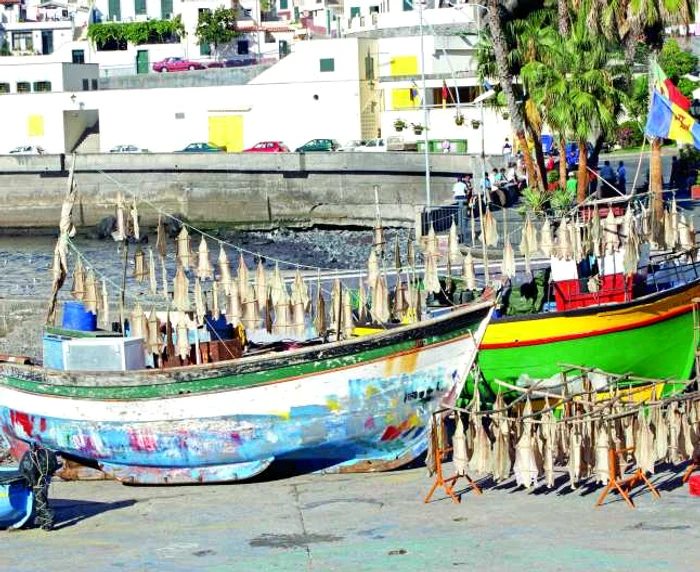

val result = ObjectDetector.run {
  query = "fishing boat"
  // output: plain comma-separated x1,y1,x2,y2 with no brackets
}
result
0,300,491,485
474,199,700,399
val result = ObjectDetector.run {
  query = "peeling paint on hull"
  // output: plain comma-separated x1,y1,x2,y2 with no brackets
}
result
0,303,491,484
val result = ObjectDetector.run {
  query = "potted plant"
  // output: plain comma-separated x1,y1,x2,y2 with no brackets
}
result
692,171,700,200
454,112,464,126
412,123,424,135
394,119,407,132
471,119,481,130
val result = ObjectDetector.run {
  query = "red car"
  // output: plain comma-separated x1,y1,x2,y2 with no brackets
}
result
242,141,290,153
153,57,205,72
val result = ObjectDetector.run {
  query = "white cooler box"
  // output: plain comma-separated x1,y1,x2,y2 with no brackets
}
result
62,337,146,372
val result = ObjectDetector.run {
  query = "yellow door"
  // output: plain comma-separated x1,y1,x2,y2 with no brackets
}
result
208,115,244,152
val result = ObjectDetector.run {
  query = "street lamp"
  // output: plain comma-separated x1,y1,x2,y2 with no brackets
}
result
418,0,431,208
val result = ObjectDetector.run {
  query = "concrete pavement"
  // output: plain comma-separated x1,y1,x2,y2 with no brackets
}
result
3,463,699,571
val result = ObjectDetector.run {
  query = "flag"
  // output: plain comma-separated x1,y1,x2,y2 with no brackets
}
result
645,89,700,149
652,62,691,110
409,81,419,104
441,80,448,109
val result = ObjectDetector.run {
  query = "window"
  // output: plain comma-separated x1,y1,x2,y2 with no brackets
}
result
0,83,10,94
350,6,360,18
365,54,374,80
72,49,85,64
91,79,98,90
175,112,185,119
237,40,249,55
265,31,275,43
33,81,52,92
279,0,288,9
135,0,146,16
82,79,89,91
12,32,33,53
320,58,334,72
200,41,211,56
108,0,121,20
16,82,30,93
403,0,413,10
161,0,173,18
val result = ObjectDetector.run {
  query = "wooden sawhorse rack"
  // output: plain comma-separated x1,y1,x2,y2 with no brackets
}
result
596,447,660,509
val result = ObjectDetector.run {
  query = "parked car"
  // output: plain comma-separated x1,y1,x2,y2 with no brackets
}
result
243,141,290,153
177,142,226,153
386,136,417,152
206,57,258,69
338,139,367,152
110,144,148,153
153,57,205,73
358,138,387,152
8,145,44,155
295,139,340,152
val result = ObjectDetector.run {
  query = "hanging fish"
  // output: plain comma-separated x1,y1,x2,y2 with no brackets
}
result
483,207,499,247
623,211,640,276
330,278,342,331
133,245,148,283
568,425,582,490
680,403,695,460
372,273,391,323
366,250,379,289
539,398,556,488
130,301,148,344
654,405,669,462
71,256,86,301
130,197,140,241
679,213,693,251
83,268,99,315
255,260,268,313
603,209,620,254
211,280,220,319
196,236,213,280
147,307,162,357
111,192,126,242
556,217,571,260
165,309,175,358
393,278,407,321
453,413,469,477
448,218,462,265
176,226,191,270
635,410,655,475
374,219,385,256
589,203,601,257
273,281,291,336
194,277,205,326
218,245,232,295
593,422,610,485
425,223,439,256
407,235,416,268
99,280,110,330
270,262,284,307
242,283,260,331
423,251,441,295
468,389,491,476
237,254,250,302
226,280,241,327
670,197,679,248
173,263,190,311
291,289,306,338
160,255,169,299
357,279,368,323
313,279,327,336
176,318,190,361
490,393,512,483
463,250,477,291
667,402,681,464
148,248,157,295
663,209,674,250
341,289,354,339
513,399,538,489
291,269,310,312
540,218,553,257
519,214,538,273
501,240,516,278
394,234,402,273
156,213,167,258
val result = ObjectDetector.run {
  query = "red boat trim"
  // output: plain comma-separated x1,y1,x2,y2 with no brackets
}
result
481,304,692,350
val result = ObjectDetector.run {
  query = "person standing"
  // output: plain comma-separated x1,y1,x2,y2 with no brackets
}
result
502,137,512,158
452,176,467,202
617,161,627,194
566,171,577,196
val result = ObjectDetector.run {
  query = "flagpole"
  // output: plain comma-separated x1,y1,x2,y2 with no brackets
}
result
418,0,431,208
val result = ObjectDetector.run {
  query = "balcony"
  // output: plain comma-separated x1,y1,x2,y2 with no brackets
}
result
344,6,479,35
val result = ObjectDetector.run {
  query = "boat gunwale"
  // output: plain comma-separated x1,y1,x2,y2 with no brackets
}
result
0,299,493,390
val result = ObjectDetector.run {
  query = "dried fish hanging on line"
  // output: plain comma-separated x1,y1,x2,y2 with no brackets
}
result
463,250,477,291
670,197,679,248
372,272,391,323
423,251,441,295
291,286,307,338
407,235,416,269
130,302,148,342
218,245,232,295
156,213,167,258
569,218,583,263
237,254,250,303
211,280,220,318
292,269,310,312
255,261,268,314
490,392,512,483
679,213,693,251
357,279,368,322
501,240,516,278
425,223,439,256
226,280,242,327
330,278,342,331
519,214,538,273
590,204,602,257
366,249,379,290
173,264,190,311
341,290,354,339
194,277,206,326
273,279,291,336
270,262,285,307
663,209,674,250
197,237,213,280
99,280,110,330
313,276,327,336
452,413,469,477
468,386,491,476
112,192,126,242
393,278,407,321
635,409,655,475
623,208,640,275
539,398,557,488
242,283,260,331
540,218,553,258
448,219,462,265
83,269,99,314
568,424,582,490
513,399,539,489
176,227,192,270
176,318,190,361
556,217,571,260
71,256,86,301
483,207,499,247
148,248,157,295
130,198,140,241
603,209,620,255
133,246,148,283
160,255,169,299
393,235,402,273
593,422,610,485
147,308,162,359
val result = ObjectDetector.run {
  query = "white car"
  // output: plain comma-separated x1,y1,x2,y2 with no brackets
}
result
338,139,366,152
8,145,45,155
110,144,148,153
358,138,387,152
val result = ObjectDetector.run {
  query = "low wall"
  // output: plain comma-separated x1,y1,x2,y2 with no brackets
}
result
0,152,505,231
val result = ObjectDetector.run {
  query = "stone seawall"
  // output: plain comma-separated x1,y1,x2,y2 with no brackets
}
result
0,152,504,231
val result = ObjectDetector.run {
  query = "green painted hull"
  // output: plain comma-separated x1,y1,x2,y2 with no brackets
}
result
479,309,695,392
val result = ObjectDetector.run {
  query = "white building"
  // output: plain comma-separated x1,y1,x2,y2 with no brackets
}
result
0,59,98,93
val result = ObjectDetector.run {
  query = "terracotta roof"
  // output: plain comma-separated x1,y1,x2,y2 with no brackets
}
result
0,0,21,5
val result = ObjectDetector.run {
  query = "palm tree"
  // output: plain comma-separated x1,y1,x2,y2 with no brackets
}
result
522,18,626,203
485,0,541,191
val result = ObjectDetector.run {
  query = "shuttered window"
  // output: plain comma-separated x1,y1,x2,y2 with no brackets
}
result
135,0,146,15
320,58,334,72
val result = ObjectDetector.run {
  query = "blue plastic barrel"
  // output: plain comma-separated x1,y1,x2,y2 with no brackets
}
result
62,300,97,331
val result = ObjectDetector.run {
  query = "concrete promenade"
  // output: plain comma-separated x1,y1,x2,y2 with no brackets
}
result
3,463,699,571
